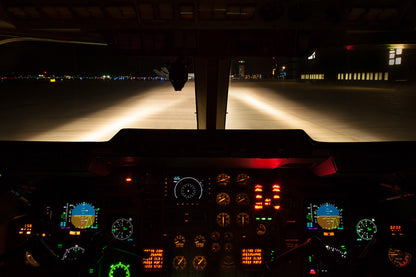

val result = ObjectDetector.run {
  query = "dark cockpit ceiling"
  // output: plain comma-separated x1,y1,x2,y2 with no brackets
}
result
1,0,415,55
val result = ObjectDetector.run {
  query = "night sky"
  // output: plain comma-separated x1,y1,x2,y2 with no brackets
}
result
0,41,276,77
0,41,167,76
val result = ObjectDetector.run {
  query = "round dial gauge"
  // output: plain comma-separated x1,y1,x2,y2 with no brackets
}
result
211,231,220,241
236,212,250,227
236,193,250,205
192,256,207,271
173,256,187,270
194,235,206,248
222,255,235,268
235,173,250,185
256,223,267,236
224,232,233,241
216,213,231,227
356,218,377,241
216,174,230,186
211,243,221,252
216,192,231,206
388,248,412,268
62,245,85,261
174,177,203,201
109,262,130,277
111,218,134,240
174,235,186,248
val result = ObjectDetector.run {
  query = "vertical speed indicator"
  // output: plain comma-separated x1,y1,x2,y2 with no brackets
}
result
356,218,377,241
111,218,134,241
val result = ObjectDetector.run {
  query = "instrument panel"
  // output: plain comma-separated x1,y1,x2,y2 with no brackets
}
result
7,168,416,276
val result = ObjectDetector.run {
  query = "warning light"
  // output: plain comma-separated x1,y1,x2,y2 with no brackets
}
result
274,205,281,210
345,45,354,51
255,195,262,199
272,185,280,192
143,249,164,271
310,269,317,275
254,185,263,192
255,202,263,210
125,177,132,182
273,195,280,199
323,232,334,237
241,249,263,265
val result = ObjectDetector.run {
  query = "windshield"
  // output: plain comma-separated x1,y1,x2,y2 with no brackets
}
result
0,41,415,142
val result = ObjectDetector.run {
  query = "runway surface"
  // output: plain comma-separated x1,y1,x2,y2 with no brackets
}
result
0,80,415,142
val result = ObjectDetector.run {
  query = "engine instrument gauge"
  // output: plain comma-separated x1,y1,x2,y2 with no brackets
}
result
224,243,233,252
174,235,186,248
356,218,377,241
192,256,207,271
111,218,134,241
235,173,250,185
109,262,130,277
216,213,231,227
236,193,250,205
216,174,230,186
236,212,250,227
211,243,221,252
173,256,187,270
256,223,267,236
61,245,85,261
388,248,412,268
224,232,234,241
216,192,231,206
194,235,206,248
173,177,203,201
211,231,220,241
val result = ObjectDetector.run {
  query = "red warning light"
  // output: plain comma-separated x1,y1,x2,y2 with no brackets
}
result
125,177,132,182
345,45,354,51
254,185,263,192
254,202,263,210
274,205,281,210
272,184,280,192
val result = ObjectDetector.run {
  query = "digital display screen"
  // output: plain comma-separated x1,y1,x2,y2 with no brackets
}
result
306,202,344,231
60,202,99,230
165,175,207,204
241,249,263,266
142,249,164,271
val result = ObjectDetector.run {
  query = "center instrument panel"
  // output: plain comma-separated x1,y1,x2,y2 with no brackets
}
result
3,130,416,276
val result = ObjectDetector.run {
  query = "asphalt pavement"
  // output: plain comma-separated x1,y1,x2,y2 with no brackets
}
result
0,80,414,142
